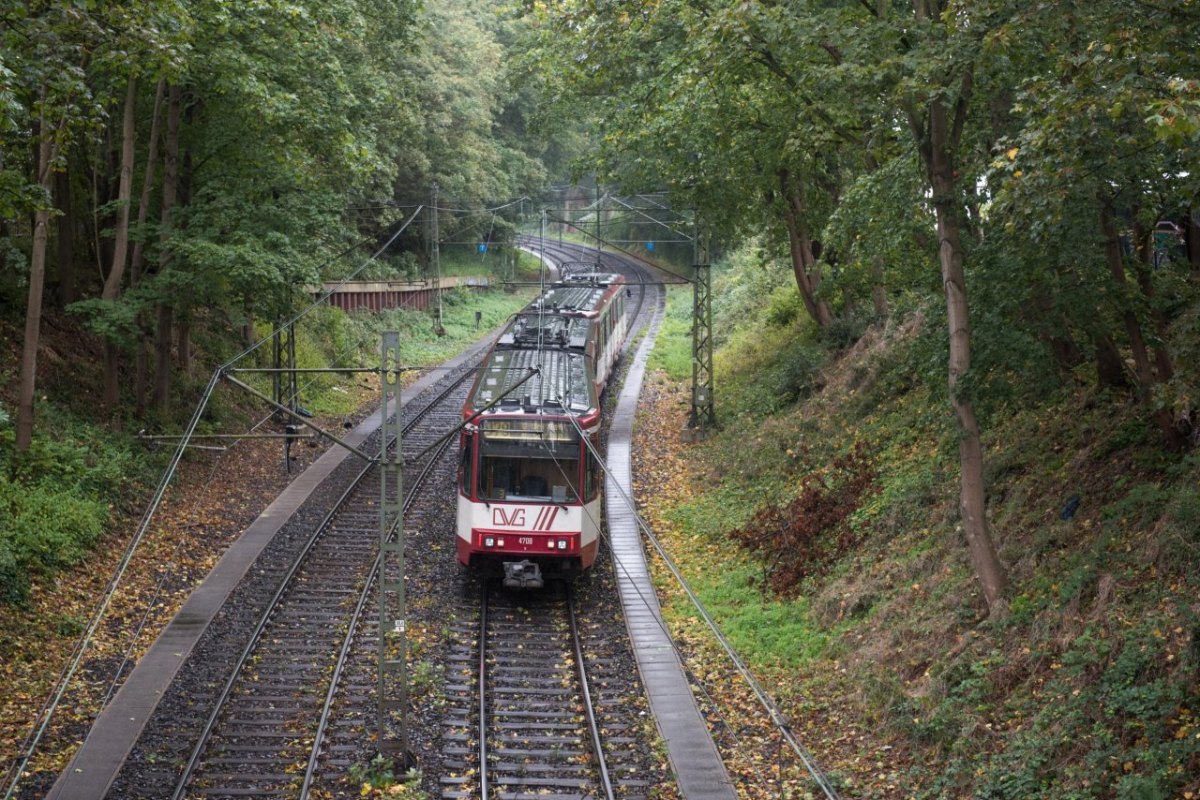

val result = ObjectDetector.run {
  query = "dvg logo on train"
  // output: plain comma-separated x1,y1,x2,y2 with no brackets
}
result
492,508,526,527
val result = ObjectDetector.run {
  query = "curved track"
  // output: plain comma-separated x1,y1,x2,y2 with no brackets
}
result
54,238,733,800
524,238,738,800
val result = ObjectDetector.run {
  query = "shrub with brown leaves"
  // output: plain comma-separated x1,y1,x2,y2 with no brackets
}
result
730,442,877,597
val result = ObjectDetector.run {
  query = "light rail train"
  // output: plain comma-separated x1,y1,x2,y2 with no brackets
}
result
456,269,628,587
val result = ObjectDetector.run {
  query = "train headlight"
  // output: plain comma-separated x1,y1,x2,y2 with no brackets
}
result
557,539,568,550
484,536,495,547
497,538,505,547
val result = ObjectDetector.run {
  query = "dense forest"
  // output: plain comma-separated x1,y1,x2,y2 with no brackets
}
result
1,0,561,444
0,0,571,598
524,1,1199,796
2,0,1199,797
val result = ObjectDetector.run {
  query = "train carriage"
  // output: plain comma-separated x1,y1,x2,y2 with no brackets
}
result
457,272,628,587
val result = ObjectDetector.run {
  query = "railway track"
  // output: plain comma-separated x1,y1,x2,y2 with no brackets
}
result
439,583,615,800
430,240,667,800
167,360,480,800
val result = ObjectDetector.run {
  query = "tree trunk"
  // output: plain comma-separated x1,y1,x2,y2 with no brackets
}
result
55,167,75,307
154,304,173,409
177,313,192,375
931,193,1007,618
102,77,138,410
1100,202,1154,389
154,83,181,412
871,256,889,319
130,79,164,289
131,79,165,414
93,120,117,287
1185,206,1200,279
1030,294,1082,372
1090,331,1128,389
17,116,56,452
135,333,149,414
1130,221,1174,383
1098,203,1183,449
778,169,833,327
911,71,1007,619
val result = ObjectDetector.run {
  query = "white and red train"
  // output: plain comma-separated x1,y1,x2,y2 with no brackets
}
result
456,270,629,587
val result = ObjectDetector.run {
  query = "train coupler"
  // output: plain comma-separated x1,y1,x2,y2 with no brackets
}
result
502,560,544,589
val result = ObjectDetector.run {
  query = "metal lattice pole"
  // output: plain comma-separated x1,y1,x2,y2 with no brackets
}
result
430,183,444,335
272,321,298,416
377,331,409,761
688,224,716,435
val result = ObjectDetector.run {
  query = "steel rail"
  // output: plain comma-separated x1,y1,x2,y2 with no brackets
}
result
567,584,616,800
299,380,469,798
476,582,617,800
168,447,386,800
170,362,478,800
477,584,492,800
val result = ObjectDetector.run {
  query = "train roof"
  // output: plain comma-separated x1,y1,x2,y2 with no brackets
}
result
499,314,590,350
468,347,595,417
531,272,623,315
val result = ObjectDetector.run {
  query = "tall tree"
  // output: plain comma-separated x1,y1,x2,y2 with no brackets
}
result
17,104,56,452
101,77,137,409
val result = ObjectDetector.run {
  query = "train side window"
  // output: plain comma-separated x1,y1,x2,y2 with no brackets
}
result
460,435,474,497
583,452,597,501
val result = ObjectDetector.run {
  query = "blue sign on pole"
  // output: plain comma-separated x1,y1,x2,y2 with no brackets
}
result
478,243,487,253
646,241,655,252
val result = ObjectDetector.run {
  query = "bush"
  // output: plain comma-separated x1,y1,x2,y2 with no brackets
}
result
764,284,804,327
0,415,142,605
771,337,825,403
729,443,877,595
820,310,870,349
0,476,108,604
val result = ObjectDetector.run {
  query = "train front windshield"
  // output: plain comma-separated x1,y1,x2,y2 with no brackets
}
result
479,419,581,502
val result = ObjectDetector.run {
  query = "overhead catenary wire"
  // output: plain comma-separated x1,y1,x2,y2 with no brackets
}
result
535,425,783,796
557,270,840,799
565,406,841,800
12,190,682,799
224,205,424,368
96,324,387,709
604,194,696,240
521,313,828,797
496,256,839,799
523,223,690,286
345,196,529,215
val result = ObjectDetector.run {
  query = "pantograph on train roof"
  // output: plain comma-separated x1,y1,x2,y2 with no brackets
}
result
500,314,590,349
532,272,622,316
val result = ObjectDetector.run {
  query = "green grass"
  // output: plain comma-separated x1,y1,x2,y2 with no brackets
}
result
437,244,518,279
647,286,692,379
296,285,537,415
663,556,829,669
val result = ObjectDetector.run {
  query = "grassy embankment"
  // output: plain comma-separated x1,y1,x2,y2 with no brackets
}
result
638,244,1199,798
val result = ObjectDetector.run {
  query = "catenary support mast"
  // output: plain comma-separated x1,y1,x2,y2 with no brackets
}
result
376,331,410,762
687,222,716,436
